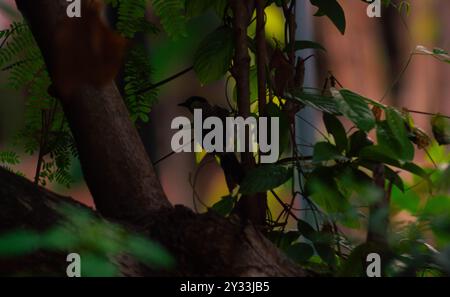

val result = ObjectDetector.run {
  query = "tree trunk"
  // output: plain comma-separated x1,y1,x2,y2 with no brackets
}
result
15,0,171,221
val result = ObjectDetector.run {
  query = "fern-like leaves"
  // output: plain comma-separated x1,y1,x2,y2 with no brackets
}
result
105,0,159,38
151,0,187,39
124,46,158,123
0,22,77,187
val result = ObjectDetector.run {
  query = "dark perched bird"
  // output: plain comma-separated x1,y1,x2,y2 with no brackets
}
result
178,96,231,121
178,96,244,191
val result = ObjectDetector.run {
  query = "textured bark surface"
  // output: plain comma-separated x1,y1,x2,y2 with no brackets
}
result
0,168,306,277
229,0,267,227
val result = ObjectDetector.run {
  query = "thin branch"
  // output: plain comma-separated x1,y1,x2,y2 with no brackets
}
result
134,66,193,95
404,108,450,119
270,189,300,221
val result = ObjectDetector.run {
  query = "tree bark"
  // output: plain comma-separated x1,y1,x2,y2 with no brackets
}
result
229,0,268,227
0,167,307,277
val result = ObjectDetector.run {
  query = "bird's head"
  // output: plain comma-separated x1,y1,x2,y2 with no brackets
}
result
178,96,209,113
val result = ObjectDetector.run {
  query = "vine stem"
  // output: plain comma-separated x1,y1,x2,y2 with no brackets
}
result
134,66,193,96
404,108,450,119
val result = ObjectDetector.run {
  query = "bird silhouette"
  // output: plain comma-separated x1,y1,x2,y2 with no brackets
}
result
178,96,244,191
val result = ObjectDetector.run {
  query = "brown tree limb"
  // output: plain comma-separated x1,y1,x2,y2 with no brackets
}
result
15,0,171,221
0,168,308,277
229,0,267,226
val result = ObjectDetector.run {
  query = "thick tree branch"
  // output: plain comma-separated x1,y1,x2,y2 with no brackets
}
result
0,168,308,277
15,0,171,221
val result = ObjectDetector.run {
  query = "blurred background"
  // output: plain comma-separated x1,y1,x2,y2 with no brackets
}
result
0,0,448,230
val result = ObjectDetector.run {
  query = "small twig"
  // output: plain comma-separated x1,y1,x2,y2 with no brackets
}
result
270,189,300,221
404,108,450,119
134,66,193,96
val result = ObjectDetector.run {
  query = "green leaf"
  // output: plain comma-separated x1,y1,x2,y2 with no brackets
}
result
310,0,346,34
0,230,40,256
40,227,79,250
210,195,236,216
185,0,227,18
338,90,375,132
314,243,336,267
391,186,420,214
359,145,402,165
385,108,414,161
306,167,350,214
358,161,405,192
360,146,430,184
240,164,291,194
285,243,314,263
194,26,234,85
127,235,175,269
431,114,450,145
297,220,317,241
0,151,20,165
415,45,450,64
377,120,414,162
152,0,187,39
81,254,120,277
286,91,341,115
313,142,345,163
285,40,326,52
347,131,373,157
323,114,348,153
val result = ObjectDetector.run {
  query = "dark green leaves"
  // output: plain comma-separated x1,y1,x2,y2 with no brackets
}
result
240,164,291,194
210,195,236,216
323,114,348,152
194,26,234,85
348,131,373,157
285,243,315,263
376,108,414,161
313,142,345,163
337,90,376,132
0,205,175,276
360,146,429,183
0,230,40,256
286,91,340,115
185,0,227,19
431,114,450,145
152,0,187,39
297,219,317,241
310,0,346,34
